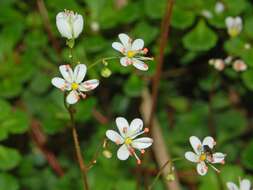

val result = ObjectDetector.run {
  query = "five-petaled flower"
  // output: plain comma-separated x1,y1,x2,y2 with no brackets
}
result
112,33,153,71
51,64,99,104
185,136,226,176
225,16,243,37
56,10,83,39
227,178,251,190
106,117,153,164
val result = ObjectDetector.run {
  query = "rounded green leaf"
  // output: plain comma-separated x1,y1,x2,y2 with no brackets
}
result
0,146,21,171
242,141,253,170
0,173,19,190
183,20,218,51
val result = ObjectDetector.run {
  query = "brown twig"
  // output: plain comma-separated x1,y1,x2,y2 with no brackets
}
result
141,90,180,190
30,120,64,177
148,0,174,129
37,0,61,54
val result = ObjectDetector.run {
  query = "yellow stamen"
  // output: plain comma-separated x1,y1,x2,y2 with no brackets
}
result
199,153,206,161
71,82,79,90
127,51,136,58
125,138,132,145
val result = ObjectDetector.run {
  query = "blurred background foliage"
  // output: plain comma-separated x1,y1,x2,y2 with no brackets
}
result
0,0,253,189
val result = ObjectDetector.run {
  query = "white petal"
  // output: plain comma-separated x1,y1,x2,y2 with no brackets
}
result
235,17,242,26
73,14,83,38
189,136,202,154
132,58,148,71
106,130,124,144
225,17,234,28
66,90,79,104
115,117,129,137
132,137,153,150
79,79,99,92
212,152,226,164
185,151,199,163
129,118,143,134
131,39,144,51
120,57,132,67
51,77,70,90
56,12,72,39
117,144,130,160
112,42,125,53
240,179,251,190
202,136,215,149
197,162,208,176
227,182,239,190
59,65,74,83
73,64,87,83
118,33,131,47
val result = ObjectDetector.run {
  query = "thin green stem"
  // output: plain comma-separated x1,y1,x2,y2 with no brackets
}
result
64,94,89,190
148,157,183,190
88,56,120,69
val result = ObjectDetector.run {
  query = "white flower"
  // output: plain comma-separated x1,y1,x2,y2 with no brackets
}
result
233,59,247,72
215,2,225,14
51,64,99,104
209,59,225,71
227,179,251,190
56,10,83,39
201,10,213,19
112,33,152,71
225,17,243,37
185,136,226,176
106,117,153,164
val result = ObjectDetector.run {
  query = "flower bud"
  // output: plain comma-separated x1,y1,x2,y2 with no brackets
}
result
225,17,242,37
214,59,225,71
56,10,84,40
103,150,112,159
233,60,247,72
101,68,112,78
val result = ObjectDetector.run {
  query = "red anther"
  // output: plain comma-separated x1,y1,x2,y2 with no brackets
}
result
143,48,148,54
137,159,141,165
141,149,145,154
221,160,225,165
80,93,86,99
144,128,149,133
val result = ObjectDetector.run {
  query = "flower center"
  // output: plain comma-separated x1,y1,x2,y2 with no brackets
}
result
199,153,207,161
125,138,132,145
71,82,79,90
127,51,136,58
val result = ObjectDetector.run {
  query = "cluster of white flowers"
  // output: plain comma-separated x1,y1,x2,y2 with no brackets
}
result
227,178,251,190
52,10,250,184
209,57,247,72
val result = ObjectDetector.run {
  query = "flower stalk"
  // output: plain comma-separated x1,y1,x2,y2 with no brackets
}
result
64,94,89,190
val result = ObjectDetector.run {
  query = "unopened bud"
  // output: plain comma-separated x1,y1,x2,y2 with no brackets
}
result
101,68,112,78
103,150,112,159
214,59,225,71
233,59,247,72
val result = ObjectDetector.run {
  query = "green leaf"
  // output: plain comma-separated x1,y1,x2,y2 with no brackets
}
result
242,141,253,170
145,0,166,19
242,69,253,90
171,5,195,29
0,146,21,171
183,20,218,51
0,173,19,190
123,75,145,97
